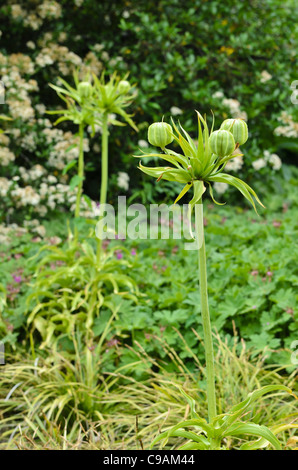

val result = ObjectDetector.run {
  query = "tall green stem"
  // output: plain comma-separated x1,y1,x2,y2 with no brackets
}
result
195,199,217,423
97,111,109,261
75,122,85,218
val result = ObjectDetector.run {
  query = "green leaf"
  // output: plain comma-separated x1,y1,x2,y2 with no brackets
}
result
150,418,212,449
208,172,264,214
187,181,206,238
223,422,282,450
206,181,226,205
62,159,77,175
174,183,192,204
69,175,83,190
217,385,292,431
179,388,200,419
178,442,209,450
134,151,183,169
138,162,191,183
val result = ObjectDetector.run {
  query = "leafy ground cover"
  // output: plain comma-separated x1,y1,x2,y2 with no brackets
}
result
1,167,297,374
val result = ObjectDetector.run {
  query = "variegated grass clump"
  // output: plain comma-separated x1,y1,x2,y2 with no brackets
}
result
0,334,296,450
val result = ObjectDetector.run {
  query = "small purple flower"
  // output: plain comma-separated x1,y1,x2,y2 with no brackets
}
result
272,220,281,228
116,250,123,260
12,274,22,283
250,270,258,276
131,248,137,256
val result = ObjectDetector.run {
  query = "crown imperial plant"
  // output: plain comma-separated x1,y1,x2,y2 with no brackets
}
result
148,122,174,149
209,129,235,158
220,118,248,145
133,110,294,450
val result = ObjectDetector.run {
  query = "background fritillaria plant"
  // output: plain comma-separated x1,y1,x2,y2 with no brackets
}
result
134,112,294,450
48,72,95,219
91,72,138,260
48,71,138,258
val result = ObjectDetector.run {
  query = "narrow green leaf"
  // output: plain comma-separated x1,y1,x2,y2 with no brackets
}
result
223,422,282,450
208,172,263,214
207,181,226,205
174,183,192,204
179,388,200,419
62,159,77,175
69,175,84,191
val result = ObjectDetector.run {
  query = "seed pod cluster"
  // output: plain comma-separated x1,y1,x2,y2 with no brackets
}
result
220,118,248,145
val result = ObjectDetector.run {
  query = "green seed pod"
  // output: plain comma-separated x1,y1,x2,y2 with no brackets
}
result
148,122,173,148
209,130,235,158
220,118,248,145
77,81,92,100
118,80,131,94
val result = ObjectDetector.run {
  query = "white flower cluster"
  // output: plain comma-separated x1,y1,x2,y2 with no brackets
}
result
117,172,130,191
138,139,149,148
170,106,183,116
213,182,228,195
77,199,101,219
0,177,12,197
19,164,46,181
0,223,27,245
37,1,62,19
0,59,37,121
0,132,15,165
225,153,243,172
35,42,103,77
11,185,41,207
0,147,15,166
274,111,298,138
1,161,102,219
260,70,272,83
10,1,62,30
212,91,248,121
20,131,37,152
46,130,90,170
252,151,282,171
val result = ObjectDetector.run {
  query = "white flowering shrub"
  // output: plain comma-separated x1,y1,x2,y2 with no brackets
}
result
0,2,108,225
